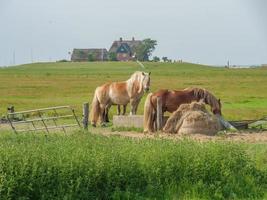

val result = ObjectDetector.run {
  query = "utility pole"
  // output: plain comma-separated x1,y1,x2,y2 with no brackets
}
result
68,51,72,61
30,48,33,63
13,51,16,65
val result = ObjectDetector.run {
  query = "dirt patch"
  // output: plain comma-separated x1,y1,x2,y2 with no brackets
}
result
2,123,267,143
89,127,267,143
0,123,10,130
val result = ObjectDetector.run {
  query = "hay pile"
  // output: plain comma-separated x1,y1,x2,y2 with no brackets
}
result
163,102,221,135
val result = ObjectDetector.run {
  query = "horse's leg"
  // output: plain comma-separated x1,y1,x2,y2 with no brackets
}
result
102,106,106,123
102,107,106,122
129,99,134,115
133,99,141,114
117,105,121,115
130,99,139,115
104,104,111,122
99,104,106,126
153,112,157,132
131,102,137,115
122,105,126,115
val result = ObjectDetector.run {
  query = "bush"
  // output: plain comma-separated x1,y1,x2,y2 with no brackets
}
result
108,52,117,61
88,53,95,62
56,59,68,62
152,56,160,62
0,132,266,199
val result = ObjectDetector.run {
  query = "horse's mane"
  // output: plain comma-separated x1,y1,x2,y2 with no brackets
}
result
127,71,144,94
184,87,220,110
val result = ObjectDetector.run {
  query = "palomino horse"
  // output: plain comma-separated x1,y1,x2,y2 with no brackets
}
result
91,71,151,126
143,87,222,132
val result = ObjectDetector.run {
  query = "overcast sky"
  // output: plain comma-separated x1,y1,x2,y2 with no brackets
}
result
0,0,266,66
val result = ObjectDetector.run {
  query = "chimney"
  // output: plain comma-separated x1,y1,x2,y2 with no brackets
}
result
132,37,135,41
120,37,123,42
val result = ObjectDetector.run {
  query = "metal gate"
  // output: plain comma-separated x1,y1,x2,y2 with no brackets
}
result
7,106,81,134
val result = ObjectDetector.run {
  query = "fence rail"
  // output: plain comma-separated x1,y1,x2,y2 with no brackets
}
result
7,105,81,134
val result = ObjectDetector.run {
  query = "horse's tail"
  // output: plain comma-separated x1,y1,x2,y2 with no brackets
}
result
90,88,101,126
143,93,155,133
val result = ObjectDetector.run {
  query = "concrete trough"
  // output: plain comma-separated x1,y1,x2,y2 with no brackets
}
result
113,115,144,128
113,115,169,129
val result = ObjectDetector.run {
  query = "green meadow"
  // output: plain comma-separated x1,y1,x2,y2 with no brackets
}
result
0,62,267,120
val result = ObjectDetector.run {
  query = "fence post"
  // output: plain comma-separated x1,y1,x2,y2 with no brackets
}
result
156,97,162,131
83,102,89,130
7,106,15,120
7,105,17,134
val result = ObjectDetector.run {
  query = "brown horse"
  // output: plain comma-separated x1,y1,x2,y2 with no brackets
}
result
91,71,151,126
143,87,222,132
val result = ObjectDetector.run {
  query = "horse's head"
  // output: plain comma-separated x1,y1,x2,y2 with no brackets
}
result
194,88,222,116
212,98,222,115
141,72,151,93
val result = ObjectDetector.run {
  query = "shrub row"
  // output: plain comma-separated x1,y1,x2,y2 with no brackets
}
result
0,132,266,199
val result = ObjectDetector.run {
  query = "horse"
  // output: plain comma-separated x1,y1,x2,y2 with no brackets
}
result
90,71,151,126
143,87,222,132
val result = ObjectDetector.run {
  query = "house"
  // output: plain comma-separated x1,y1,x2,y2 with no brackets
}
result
109,37,142,61
71,48,108,62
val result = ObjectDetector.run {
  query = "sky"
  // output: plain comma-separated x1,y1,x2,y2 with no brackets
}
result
0,0,266,66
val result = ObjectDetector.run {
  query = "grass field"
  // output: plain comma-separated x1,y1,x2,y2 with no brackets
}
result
1,62,267,120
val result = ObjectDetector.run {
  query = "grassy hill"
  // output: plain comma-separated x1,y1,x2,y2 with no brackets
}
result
1,61,267,120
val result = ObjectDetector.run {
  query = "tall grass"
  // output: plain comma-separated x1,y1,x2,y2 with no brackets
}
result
0,131,266,199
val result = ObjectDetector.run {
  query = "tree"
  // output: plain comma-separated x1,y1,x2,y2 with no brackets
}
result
88,53,95,62
78,50,86,60
135,38,157,61
152,56,160,62
162,56,168,62
108,52,117,61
